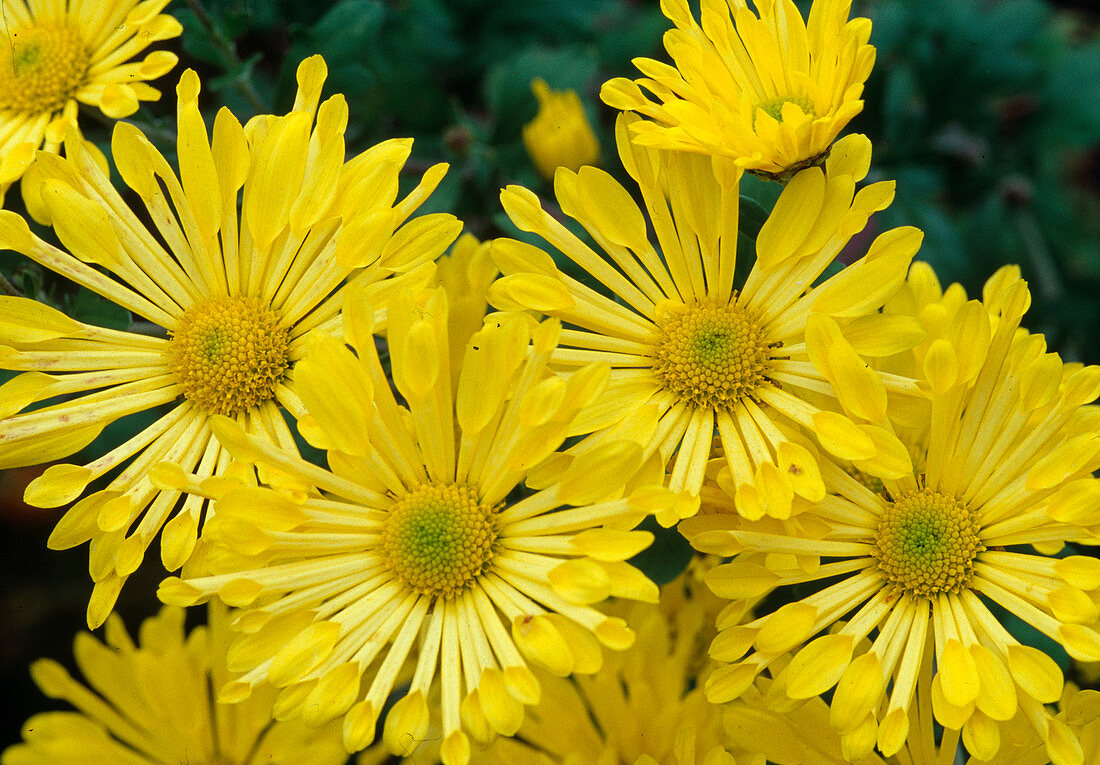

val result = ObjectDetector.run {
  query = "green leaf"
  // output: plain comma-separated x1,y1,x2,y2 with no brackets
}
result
64,291,132,331
628,516,695,587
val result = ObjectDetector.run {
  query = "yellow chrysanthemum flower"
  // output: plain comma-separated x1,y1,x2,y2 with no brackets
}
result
601,0,874,180
489,115,922,522
472,573,734,765
522,79,601,182
0,56,459,628
1,604,348,765
0,0,180,202
692,269,1100,765
157,285,685,765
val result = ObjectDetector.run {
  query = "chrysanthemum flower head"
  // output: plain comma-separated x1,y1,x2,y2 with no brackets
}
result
2,603,348,765
601,0,875,180
0,0,180,203
697,268,1100,764
0,56,460,628
522,78,601,181
489,113,923,522
156,284,682,765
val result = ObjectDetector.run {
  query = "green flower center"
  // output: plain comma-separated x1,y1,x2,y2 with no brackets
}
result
168,296,290,416
381,484,497,599
652,298,772,410
756,95,816,124
0,24,90,114
874,488,984,597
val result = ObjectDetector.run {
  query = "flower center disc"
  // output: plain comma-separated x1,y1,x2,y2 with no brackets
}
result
652,299,772,410
381,484,497,599
0,25,91,114
756,95,816,124
168,296,290,416
874,488,984,597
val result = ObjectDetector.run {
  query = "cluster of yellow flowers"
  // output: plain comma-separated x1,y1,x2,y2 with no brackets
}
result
2,1,1100,764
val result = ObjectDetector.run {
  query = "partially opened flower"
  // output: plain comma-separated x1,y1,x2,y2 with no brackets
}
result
2,604,348,765
696,269,1100,764
489,115,922,521
602,0,875,180
0,56,459,627
0,0,180,202
157,285,683,765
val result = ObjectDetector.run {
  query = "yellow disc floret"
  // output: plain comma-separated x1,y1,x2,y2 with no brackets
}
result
168,296,290,416
0,24,90,114
652,298,772,410
381,484,497,600
874,488,984,597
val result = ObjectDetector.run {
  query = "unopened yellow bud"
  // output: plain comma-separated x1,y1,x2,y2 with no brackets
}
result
522,79,599,180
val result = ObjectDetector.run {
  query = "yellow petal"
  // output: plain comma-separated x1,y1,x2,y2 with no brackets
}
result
383,690,430,754
754,602,817,655
99,83,140,119
961,711,1000,762
812,411,875,460
547,559,611,604
1059,624,1100,662
571,528,653,561
512,614,573,676
295,334,374,455
1007,643,1062,703
0,297,82,344
40,181,123,269
756,167,825,269
344,699,380,751
923,338,958,395
23,463,93,508
267,620,341,686
784,633,854,699
939,639,980,707
971,644,1017,721
477,668,524,736
777,440,825,502
557,440,643,505
830,652,884,733
850,424,913,480
176,70,220,242
488,272,575,313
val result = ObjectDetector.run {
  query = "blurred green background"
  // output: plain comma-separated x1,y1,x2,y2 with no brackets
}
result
3,0,1100,755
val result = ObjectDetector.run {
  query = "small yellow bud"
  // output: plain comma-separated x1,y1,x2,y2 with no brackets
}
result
522,79,600,180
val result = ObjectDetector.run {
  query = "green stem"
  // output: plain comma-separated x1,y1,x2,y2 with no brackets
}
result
184,0,269,116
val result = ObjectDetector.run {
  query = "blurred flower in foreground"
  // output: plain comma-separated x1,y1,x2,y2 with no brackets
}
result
694,268,1100,764
473,572,735,764
1,604,347,765
0,0,180,203
490,115,922,517
0,56,458,628
522,78,600,181
158,285,683,764
602,0,874,180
